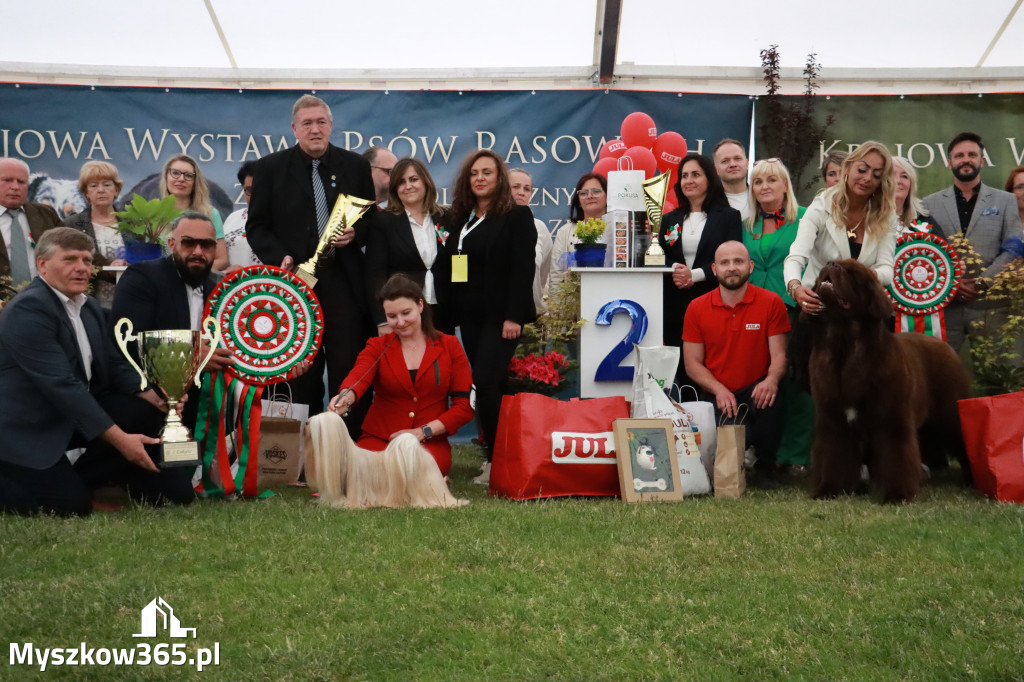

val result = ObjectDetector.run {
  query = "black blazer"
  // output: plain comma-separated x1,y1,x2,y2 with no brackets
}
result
109,255,218,336
0,278,139,469
245,143,377,320
365,209,450,326
443,204,537,326
658,203,742,346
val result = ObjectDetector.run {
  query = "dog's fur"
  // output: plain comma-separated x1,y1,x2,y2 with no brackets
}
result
303,412,468,509
807,259,971,503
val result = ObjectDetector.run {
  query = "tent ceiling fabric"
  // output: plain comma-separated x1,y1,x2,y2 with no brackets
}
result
0,0,1021,88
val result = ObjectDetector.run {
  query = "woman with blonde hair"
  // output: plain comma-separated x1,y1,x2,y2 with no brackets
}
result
892,156,930,234
785,141,898,314
742,158,805,306
160,154,229,270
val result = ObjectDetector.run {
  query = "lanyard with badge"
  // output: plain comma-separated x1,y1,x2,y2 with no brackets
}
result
451,210,485,283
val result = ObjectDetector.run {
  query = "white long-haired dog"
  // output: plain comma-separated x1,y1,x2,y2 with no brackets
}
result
303,412,468,509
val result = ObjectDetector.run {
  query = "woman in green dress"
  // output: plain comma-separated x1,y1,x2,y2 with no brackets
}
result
741,158,812,470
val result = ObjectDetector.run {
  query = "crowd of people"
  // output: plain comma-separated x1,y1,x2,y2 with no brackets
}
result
1,92,1022,513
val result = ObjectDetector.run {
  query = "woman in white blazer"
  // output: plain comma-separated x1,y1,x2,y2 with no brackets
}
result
784,141,898,313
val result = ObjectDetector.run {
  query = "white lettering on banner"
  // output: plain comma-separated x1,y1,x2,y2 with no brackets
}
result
907,143,935,168
240,136,261,160
531,136,547,163
262,134,291,154
171,132,197,155
343,131,364,149
506,136,527,165
551,135,581,163
420,136,457,163
1008,138,1024,166
14,129,45,158
476,130,495,150
124,128,170,160
582,136,610,163
551,431,617,463
2,129,110,160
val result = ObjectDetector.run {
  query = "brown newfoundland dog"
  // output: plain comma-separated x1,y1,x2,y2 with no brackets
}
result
807,259,970,503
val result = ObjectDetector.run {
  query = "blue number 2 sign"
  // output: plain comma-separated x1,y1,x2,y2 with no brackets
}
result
594,299,649,382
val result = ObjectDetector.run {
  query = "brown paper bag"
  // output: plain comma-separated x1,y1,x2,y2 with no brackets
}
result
256,416,302,488
714,408,747,498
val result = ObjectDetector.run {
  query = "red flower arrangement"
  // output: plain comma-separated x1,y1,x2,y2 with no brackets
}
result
508,350,570,392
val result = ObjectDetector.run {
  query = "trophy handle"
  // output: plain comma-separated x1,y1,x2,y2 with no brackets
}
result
194,316,223,386
114,318,147,391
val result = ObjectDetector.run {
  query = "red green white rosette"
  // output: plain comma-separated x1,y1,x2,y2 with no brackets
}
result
204,265,324,385
887,231,962,315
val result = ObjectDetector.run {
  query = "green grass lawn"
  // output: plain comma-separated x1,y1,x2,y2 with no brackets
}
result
2,445,1022,681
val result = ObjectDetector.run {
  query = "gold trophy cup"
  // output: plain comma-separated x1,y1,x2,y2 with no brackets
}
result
296,193,376,287
115,317,221,467
642,173,670,267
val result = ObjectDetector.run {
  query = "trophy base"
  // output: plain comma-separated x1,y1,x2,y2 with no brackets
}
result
295,264,318,288
157,441,200,468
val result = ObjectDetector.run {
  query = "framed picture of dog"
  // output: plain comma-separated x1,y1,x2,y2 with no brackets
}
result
612,418,683,503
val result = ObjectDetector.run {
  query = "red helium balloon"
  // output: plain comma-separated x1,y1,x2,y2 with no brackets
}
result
598,139,627,160
620,146,658,179
620,112,657,149
593,157,618,179
653,132,688,173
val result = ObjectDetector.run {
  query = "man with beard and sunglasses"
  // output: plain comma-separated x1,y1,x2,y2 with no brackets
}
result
109,212,234,429
683,241,790,488
922,132,1023,352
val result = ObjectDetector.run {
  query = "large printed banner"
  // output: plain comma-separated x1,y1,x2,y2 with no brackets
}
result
0,84,753,231
758,93,1024,205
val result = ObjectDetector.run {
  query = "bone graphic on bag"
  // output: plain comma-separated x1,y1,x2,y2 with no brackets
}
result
551,431,617,464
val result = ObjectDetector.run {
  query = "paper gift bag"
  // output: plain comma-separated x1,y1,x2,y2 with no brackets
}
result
714,409,747,498
958,391,1024,503
631,354,710,496
491,393,629,500
606,170,646,212
673,384,718,481
256,416,303,488
261,384,309,430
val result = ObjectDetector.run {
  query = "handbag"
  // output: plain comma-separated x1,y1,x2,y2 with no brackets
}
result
490,393,629,500
958,391,1024,503
714,406,748,498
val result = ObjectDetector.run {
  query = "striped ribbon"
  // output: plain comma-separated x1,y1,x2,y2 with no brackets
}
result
895,310,946,340
194,372,268,498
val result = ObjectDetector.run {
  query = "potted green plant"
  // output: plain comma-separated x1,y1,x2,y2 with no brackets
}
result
114,194,182,263
573,216,608,267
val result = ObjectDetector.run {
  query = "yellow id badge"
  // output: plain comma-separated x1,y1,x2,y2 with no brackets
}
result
451,254,468,283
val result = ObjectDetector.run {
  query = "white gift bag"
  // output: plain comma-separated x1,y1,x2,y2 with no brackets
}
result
606,170,646,212
673,384,717,482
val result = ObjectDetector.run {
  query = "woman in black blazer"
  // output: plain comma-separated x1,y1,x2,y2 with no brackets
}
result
658,153,742,382
445,149,537,483
366,158,453,334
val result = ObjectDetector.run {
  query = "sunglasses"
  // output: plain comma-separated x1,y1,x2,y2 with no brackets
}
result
178,237,218,250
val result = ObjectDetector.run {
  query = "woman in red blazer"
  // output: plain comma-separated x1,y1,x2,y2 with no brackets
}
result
328,274,473,476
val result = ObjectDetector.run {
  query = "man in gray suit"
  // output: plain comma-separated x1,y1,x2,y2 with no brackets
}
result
922,132,1023,351
0,228,191,516
0,157,62,287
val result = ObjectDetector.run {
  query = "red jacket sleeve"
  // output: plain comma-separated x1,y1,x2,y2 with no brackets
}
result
337,336,389,401
436,334,475,436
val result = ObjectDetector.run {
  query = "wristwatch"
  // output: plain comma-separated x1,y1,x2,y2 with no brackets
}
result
421,425,433,441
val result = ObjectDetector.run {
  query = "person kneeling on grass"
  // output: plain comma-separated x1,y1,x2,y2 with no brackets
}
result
0,228,194,516
682,241,790,489
328,274,474,478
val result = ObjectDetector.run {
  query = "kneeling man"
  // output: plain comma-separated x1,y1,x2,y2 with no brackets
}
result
0,228,193,516
683,241,790,488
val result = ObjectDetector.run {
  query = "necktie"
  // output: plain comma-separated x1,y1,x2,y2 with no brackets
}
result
311,159,329,237
8,209,32,284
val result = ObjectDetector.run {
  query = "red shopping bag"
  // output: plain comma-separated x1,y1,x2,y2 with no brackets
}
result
958,390,1024,503
490,393,629,500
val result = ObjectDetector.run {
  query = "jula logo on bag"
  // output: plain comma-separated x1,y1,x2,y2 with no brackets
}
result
550,431,617,464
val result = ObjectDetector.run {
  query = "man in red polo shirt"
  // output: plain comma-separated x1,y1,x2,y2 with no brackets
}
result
683,241,789,487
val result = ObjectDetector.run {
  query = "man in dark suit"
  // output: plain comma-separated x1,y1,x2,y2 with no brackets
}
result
0,228,187,516
0,157,62,287
921,132,1023,351
107,212,234,431
246,95,376,426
